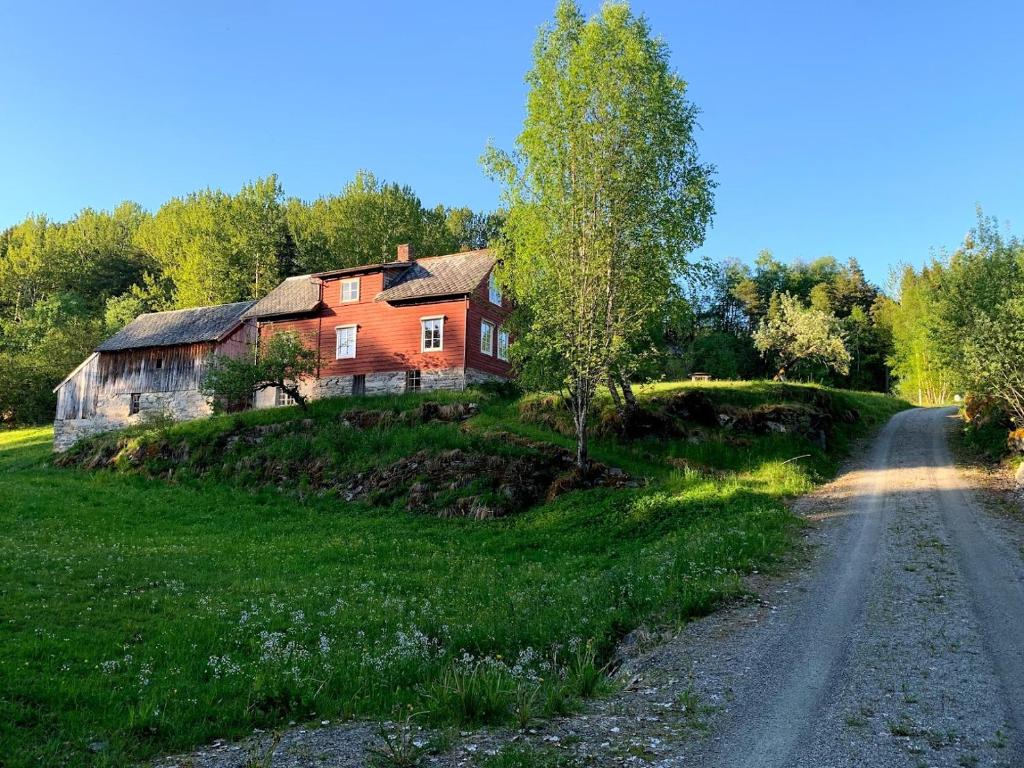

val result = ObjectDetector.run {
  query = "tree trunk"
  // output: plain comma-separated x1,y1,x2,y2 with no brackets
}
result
575,411,588,471
569,383,590,472
618,374,637,412
607,374,622,410
281,383,308,410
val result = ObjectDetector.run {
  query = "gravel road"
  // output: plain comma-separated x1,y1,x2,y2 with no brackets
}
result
670,406,1024,768
157,407,1024,768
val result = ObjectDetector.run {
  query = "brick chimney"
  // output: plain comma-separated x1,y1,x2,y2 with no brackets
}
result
396,243,415,262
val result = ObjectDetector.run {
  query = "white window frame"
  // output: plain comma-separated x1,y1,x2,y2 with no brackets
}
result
488,272,502,305
340,278,360,303
335,324,357,359
497,328,510,362
480,320,495,356
420,315,444,352
275,387,297,407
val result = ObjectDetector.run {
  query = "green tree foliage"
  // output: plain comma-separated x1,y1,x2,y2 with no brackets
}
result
879,264,954,404
136,175,291,307
753,292,851,380
484,0,715,466
682,253,890,389
202,332,316,412
930,214,1024,421
284,171,499,274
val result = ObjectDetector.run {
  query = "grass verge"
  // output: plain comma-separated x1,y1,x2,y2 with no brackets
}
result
0,382,908,767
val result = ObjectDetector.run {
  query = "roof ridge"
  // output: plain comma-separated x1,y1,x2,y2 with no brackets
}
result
416,248,492,262
136,300,255,319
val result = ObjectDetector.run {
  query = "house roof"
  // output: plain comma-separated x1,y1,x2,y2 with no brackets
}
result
312,262,412,279
243,275,321,319
95,301,255,352
374,249,495,303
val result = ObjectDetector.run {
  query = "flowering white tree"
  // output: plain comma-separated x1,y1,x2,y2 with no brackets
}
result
754,293,850,380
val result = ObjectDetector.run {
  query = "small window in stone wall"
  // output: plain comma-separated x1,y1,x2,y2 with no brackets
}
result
405,370,421,392
129,393,141,415
352,374,366,396
275,387,297,407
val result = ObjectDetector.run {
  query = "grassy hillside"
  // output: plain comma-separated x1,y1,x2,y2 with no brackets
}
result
0,382,908,767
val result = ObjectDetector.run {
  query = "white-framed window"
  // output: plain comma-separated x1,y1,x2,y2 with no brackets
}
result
341,278,360,303
480,320,495,356
275,387,297,407
335,324,357,359
497,328,510,361
488,271,502,305
421,316,444,352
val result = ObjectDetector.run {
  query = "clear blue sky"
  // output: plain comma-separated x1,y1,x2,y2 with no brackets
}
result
2,1,1021,287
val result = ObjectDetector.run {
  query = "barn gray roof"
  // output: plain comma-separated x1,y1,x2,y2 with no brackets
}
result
375,249,495,303
96,301,255,352
243,275,321,319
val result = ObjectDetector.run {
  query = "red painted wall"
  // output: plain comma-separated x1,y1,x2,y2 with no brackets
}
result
260,270,472,376
465,279,513,376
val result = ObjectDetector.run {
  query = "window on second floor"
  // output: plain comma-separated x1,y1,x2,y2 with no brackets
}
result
497,328,510,361
336,324,357,359
341,278,360,303
421,316,443,351
480,320,495,356
488,272,502,305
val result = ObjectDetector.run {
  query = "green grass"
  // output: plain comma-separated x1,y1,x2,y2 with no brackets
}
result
0,382,908,767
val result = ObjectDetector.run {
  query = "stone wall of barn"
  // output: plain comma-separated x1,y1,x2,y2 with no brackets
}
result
53,389,214,452
52,334,251,452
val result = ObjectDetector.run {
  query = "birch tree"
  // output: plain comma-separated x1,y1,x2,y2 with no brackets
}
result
484,0,714,468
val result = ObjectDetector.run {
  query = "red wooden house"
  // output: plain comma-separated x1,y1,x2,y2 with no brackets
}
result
245,244,512,405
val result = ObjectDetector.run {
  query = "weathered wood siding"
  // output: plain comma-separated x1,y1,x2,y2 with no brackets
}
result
96,342,216,396
55,353,100,421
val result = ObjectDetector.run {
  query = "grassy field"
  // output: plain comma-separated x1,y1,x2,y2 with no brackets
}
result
0,382,908,767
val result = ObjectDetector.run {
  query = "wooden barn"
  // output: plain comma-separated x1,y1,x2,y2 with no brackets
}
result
52,301,254,451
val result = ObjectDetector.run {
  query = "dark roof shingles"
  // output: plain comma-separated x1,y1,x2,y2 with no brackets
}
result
374,250,494,303
96,301,255,352
243,275,321,319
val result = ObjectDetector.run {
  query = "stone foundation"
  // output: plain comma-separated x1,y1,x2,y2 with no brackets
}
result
55,368,510,450
255,366,506,410
53,390,213,452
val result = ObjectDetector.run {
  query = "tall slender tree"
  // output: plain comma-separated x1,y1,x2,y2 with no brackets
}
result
485,0,714,468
